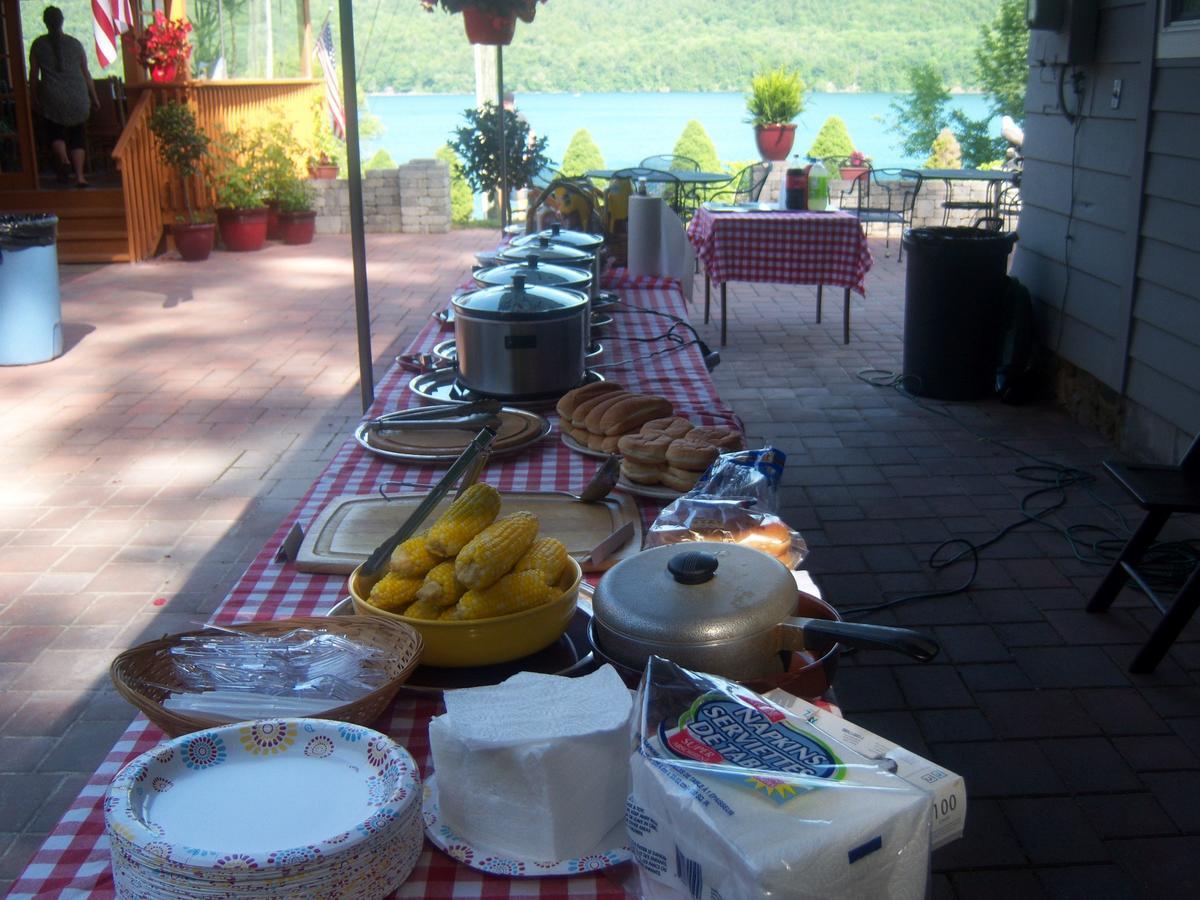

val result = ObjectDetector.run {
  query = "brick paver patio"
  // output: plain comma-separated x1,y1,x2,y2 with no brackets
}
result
1,230,1197,897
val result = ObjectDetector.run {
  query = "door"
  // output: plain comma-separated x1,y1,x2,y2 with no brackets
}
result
0,0,35,188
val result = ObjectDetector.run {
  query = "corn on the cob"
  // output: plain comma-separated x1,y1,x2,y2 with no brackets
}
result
426,483,502,557
454,511,539,589
414,560,466,609
438,605,464,621
401,597,444,620
455,569,561,620
514,537,569,586
389,533,441,577
367,573,423,612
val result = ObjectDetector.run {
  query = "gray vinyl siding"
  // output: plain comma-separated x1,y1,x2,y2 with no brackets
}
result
1013,0,1200,458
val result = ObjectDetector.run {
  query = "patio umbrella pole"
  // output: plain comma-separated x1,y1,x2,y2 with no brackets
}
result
337,0,375,412
497,45,507,232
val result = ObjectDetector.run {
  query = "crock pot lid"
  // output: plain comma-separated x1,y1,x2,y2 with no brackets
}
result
452,276,588,316
511,224,605,250
593,543,797,644
473,258,591,289
498,237,593,264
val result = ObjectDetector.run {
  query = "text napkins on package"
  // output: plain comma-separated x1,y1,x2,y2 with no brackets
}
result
429,665,632,861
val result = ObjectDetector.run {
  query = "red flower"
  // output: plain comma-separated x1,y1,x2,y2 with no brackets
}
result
136,12,193,71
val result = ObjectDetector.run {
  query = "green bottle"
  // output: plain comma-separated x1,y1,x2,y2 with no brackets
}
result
807,159,829,211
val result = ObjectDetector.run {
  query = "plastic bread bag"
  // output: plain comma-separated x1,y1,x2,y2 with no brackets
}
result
646,447,808,568
626,657,932,900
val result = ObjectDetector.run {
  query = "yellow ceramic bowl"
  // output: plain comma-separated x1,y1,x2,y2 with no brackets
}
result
348,557,582,668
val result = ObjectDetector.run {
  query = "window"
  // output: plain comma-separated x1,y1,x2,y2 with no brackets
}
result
1159,0,1200,58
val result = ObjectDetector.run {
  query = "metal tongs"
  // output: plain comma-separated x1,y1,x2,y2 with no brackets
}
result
363,399,503,434
359,426,497,579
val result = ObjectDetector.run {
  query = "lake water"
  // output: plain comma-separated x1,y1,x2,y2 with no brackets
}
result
361,91,995,172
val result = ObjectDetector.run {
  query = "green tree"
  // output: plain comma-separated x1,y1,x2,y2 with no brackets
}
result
560,129,605,178
448,102,551,222
672,120,720,174
436,144,475,225
364,149,396,171
926,128,962,169
807,116,856,161
977,0,1030,121
889,63,951,159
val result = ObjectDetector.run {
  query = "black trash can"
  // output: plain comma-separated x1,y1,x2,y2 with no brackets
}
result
900,227,1017,400
0,214,62,365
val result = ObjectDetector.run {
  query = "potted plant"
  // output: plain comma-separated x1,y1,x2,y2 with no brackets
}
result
808,116,863,179
420,0,548,46
147,101,214,262
136,11,193,83
448,101,550,224
252,118,305,238
306,95,341,179
746,66,805,162
839,150,871,183
275,176,317,245
211,128,269,252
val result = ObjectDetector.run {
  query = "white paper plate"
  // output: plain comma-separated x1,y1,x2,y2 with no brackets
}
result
614,475,685,502
422,773,632,877
559,429,613,459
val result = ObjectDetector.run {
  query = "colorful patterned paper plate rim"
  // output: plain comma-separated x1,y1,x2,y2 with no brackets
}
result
422,774,632,877
105,718,420,868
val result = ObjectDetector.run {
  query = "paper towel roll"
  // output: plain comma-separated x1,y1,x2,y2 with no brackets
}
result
628,195,664,278
658,205,696,302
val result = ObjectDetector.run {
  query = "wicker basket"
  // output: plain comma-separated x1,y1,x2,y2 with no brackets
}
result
110,616,423,738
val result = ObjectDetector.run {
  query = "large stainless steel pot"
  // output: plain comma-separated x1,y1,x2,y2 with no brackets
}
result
592,543,938,687
473,257,592,293
498,237,594,271
452,275,589,399
509,227,606,307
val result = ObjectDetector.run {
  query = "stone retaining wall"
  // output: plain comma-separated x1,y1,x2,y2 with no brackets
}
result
311,158,451,235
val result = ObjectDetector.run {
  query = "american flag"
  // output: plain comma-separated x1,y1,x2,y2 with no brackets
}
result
315,21,346,141
92,0,134,68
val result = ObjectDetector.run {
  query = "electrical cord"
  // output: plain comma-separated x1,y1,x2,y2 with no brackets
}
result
838,369,1200,618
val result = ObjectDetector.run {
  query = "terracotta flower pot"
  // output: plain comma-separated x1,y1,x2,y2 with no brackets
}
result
462,7,516,45
308,163,339,180
279,210,317,246
754,124,797,162
172,222,215,262
840,165,870,183
216,208,269,252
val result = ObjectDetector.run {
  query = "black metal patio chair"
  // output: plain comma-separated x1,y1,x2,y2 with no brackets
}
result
839,166,922,260
706,163,770,205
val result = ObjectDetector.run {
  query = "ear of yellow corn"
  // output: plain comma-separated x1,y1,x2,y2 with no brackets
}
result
368,573,423,612
389,534,441,578
514,537,569,586
414,560,466,609
401,597,444,620
455,511,540,590
426,483,502,557
454,569,562,620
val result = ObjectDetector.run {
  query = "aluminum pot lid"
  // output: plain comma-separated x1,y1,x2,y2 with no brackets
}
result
593,543,797,645
498,237,594,267
511,224,606,251
451,276,587,321
473,258,592,291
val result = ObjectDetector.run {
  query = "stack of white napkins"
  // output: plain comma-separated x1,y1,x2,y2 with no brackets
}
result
429,665,633,861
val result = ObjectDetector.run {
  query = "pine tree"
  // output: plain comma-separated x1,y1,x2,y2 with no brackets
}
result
436,145,475,225
560,129,605,178
977,0,1030,122
671,121,720,173
926,128,962,169
889,64,951,159
364,149,396,171
807,116,856,162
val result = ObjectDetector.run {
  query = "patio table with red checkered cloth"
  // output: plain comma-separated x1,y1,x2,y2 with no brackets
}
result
686,206,873,346
9,272,741,899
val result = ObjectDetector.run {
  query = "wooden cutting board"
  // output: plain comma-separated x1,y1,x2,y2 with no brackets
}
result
296,491,643,575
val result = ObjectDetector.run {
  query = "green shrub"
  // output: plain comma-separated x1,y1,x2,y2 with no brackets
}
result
672,120,720,174
926,127,962,168
807,116,855,162
561,129,604,179
435,144,474,224
745,67,805,126
148,101,209,222
275,175,314,213
365,148,396,171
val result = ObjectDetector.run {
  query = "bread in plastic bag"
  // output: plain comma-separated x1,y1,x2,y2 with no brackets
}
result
626,656,932,899
646,447,807,568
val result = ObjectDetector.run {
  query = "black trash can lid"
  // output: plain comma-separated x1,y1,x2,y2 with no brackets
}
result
0,214,59,249
903,226,1016,249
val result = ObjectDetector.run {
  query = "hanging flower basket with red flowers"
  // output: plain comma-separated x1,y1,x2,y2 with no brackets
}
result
420,0,548,45
137,12,193,83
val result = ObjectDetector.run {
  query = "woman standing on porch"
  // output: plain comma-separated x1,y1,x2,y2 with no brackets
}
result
28,6,99,188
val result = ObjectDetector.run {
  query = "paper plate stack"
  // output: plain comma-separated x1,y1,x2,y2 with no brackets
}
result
104,718,422,898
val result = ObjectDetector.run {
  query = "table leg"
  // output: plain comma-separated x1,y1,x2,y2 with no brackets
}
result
704,273,711,324
720,281,728,347
816,284,823,323
843,288,850,345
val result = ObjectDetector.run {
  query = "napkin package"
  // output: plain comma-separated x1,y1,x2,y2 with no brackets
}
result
628,658,932,900
429,665,633,861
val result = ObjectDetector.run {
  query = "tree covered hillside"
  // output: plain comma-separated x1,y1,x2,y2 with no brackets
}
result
358,0,1001,94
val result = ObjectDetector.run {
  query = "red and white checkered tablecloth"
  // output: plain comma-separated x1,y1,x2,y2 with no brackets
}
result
687,207,873,295
9,272,737,899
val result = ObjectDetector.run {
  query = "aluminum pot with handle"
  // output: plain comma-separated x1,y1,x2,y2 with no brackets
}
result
452,275,589,399
510,225,606,307
498,236,594,271
473,256,592,293
591,543,939,687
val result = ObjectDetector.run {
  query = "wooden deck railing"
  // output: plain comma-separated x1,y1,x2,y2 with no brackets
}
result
112,92,167,263
189,80,323,148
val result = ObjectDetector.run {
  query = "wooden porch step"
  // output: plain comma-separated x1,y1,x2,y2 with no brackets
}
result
3,187,135,263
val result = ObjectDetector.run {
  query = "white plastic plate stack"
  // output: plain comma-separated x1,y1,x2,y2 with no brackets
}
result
104,718,422,898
